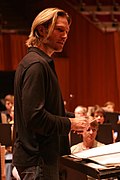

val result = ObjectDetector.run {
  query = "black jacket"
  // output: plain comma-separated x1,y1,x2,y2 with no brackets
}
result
13,47,71,167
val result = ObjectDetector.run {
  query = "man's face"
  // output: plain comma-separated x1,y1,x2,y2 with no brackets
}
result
44,16,70,53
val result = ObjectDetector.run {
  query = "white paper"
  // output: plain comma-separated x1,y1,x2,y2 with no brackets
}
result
70,142,120,167
90,152,120,166
71,142,120,159
86,162,107,170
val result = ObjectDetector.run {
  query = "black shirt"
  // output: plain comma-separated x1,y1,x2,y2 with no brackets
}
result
13,47,71,167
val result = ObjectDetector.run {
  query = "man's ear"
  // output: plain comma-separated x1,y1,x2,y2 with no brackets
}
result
37,25,47,37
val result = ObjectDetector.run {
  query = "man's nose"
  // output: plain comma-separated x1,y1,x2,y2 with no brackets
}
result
62,31,68,39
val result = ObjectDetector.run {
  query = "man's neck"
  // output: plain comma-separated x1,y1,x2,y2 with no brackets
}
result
37,44,54,57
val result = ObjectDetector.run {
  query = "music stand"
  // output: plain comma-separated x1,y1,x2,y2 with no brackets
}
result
96,123,113,144
0,123,12,147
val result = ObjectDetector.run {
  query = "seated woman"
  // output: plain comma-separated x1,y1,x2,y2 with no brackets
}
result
71,119,104,154
92,107,115,144
91,107,105,124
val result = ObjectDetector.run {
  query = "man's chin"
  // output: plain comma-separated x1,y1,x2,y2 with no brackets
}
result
54,45,64,52
55,48,63,53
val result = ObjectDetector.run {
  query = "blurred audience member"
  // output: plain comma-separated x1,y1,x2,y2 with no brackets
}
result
87,104,100,117
74,105,87,118
103,101,115,112
1,94,14,124
92,106,116,144
91,107,105,124
0,94,15,180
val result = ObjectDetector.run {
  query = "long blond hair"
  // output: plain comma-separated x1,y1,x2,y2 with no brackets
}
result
26,7,71,47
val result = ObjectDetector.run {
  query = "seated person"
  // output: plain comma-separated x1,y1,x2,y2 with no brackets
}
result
1,96,15,180
92,107,115,144
91,107,105,124
3,105,20,180
74,105,87,118
1,94,14,124
71,119,104,154
103,101,115,112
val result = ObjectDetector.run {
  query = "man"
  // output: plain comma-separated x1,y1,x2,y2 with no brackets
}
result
12,8,89,180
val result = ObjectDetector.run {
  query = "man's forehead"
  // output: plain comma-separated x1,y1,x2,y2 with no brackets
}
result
56,16,70,26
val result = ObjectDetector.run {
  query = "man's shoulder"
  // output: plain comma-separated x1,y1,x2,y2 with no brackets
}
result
18,51,48,73
22,51,45,66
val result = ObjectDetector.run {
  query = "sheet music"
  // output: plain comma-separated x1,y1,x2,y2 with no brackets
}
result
90,152,120,166
70,142,120,166
71,142,120,158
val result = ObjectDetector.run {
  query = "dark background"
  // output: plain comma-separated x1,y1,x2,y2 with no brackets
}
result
0,71,15,99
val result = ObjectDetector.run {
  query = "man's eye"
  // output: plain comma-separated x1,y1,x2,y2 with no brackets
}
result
57,28,64,32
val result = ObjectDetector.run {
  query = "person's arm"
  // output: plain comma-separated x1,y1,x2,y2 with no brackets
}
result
65,110,75,118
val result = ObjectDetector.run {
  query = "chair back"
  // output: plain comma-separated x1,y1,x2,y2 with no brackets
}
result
0,145,6,180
